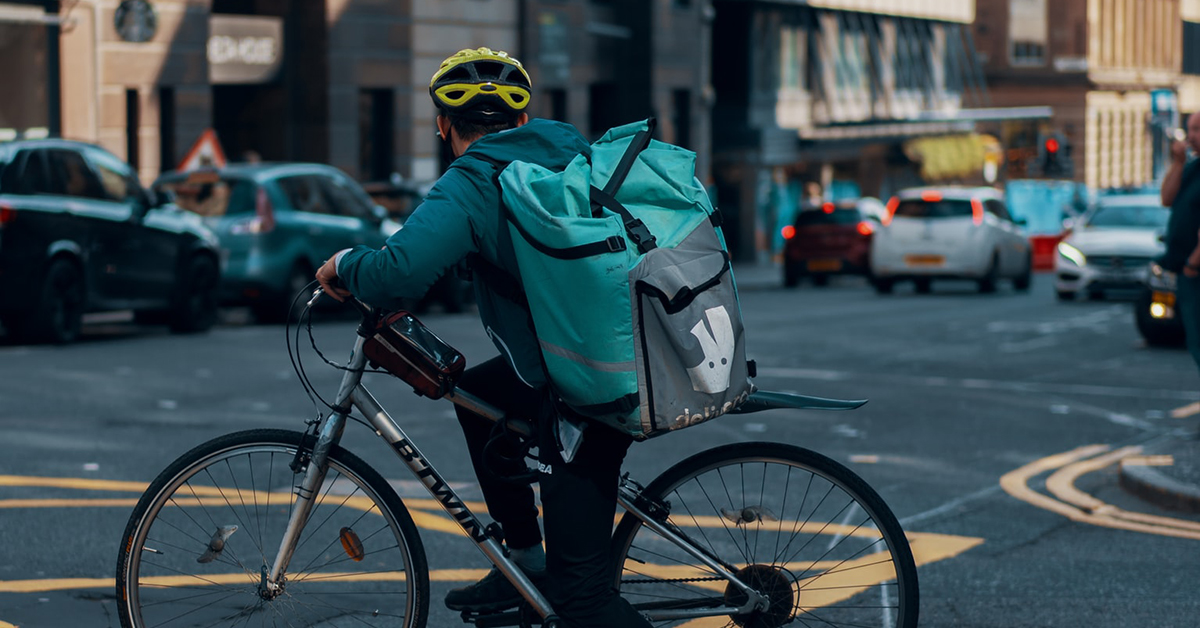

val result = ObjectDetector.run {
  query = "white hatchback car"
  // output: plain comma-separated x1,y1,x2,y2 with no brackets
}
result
870,187,1033,294
1054,194,1169,301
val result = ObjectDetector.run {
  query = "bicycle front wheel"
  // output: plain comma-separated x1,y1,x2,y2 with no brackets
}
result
116,429,430,628
611,441,918,628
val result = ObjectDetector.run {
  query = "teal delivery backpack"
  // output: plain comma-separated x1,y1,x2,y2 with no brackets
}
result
483,118,754,440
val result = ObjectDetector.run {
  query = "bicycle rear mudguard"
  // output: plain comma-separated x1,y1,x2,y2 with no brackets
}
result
731,390,867,414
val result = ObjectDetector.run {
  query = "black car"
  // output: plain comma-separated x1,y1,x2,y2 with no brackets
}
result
0,139,222,343
1135,262,1185,347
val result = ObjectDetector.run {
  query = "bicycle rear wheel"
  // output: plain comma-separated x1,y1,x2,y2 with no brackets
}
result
116,429,429,628
611,442,918,628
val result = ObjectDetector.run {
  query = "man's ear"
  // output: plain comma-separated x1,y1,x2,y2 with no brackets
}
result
436,115,452,140
515,113,529,128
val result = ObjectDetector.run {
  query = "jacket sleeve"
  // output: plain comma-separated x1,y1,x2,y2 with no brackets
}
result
336,168,485,308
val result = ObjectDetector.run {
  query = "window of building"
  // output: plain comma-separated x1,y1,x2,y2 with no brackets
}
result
1009,0,1047,66
1185,21,1200,76
358,88,394,182
894,19,930,90
672,89,691,150
159,87,175,172
547,88,568,123
125,89,140,170
780,24,806,91
835,13,870,92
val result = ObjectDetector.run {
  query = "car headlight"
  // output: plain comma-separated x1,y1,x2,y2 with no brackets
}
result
1057,242,1087,267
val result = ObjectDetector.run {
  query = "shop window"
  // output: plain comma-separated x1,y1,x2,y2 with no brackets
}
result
1185,21,1200,76
358,88,394,182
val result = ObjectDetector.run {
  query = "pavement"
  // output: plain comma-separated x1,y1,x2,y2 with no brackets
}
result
732,259,1200,515
1119,425,1200,514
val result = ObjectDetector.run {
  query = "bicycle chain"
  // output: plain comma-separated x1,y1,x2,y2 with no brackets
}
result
622,576,726,585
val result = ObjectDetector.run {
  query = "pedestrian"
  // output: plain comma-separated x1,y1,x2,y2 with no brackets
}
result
1160,112,1200,374
315,47,651,627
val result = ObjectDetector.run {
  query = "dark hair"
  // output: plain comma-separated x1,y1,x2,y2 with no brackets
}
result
447,114,520,143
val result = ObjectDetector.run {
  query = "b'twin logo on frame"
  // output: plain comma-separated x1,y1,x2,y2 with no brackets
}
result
685,306,735,394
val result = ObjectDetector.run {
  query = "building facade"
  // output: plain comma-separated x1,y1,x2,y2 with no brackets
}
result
709,0,1015,261
972,0,1185,190
6,0,709,190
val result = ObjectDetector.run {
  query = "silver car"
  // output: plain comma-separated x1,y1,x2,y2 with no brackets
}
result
1054,194,1169,301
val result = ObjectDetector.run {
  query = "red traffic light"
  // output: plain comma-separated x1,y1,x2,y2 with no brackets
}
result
1045,137,1060,153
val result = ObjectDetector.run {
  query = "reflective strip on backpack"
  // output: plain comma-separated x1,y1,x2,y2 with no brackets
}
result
538,338,635,373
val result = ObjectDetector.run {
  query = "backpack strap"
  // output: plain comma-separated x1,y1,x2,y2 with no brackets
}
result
464,153,629,260
589,119,658,254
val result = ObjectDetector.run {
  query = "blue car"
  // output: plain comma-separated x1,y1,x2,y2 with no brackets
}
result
155,164,401,322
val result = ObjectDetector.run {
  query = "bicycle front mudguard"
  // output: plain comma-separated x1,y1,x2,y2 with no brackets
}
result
731,389,867,414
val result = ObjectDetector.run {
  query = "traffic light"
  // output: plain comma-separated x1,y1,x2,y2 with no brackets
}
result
1037,132,1072,178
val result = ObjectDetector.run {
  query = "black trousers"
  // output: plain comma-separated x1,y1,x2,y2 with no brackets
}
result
455,357,651,627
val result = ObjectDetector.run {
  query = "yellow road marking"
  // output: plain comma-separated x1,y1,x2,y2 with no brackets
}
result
0,621,17,628
849,455,880,464
1003,445,1200,540
1171,402,1200,418
0,568,495,594
1122,455,1175,466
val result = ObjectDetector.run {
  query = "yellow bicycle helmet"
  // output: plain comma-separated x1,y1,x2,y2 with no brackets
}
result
430,47,532,121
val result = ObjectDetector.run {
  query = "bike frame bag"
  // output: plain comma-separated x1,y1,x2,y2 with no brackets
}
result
363,310,466,399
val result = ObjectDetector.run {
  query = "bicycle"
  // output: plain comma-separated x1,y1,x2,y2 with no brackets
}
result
115,287,919,628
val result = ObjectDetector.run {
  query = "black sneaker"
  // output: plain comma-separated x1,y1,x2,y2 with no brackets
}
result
444,566,548,612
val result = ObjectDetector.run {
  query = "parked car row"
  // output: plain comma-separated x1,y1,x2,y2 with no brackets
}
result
0,137,470,345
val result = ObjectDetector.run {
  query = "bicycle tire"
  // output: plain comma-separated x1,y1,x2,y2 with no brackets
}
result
610,441,918,628
115,429,430,628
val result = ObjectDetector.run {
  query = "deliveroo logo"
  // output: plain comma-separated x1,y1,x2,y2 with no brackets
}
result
686,306,735,394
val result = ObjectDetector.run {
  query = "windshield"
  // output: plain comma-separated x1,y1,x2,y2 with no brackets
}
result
157,177,257,217
795,208,861,226
1085,204,1169,229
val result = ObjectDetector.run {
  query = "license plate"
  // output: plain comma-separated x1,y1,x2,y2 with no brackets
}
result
807,259,842,272
1152,290,1176,307
904,255,944,267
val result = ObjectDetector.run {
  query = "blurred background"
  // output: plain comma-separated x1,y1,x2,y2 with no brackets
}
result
0,0,1195,263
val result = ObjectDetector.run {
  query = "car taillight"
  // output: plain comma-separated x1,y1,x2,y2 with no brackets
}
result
822,202,835,214
856,221,873,236
0,202,13,225
231,187,276,234
921,190,943,202
971,198,984,226
781,225,796,240
883,196,899,226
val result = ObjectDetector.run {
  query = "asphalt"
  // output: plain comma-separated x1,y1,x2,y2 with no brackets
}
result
732,259,1200,515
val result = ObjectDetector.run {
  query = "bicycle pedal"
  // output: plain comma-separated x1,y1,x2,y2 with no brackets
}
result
460,607,522,627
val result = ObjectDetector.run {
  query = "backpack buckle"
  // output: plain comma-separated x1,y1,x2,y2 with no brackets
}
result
605,235,627,252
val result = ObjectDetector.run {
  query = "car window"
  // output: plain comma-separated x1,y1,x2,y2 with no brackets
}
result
318,175,374,219
893,199,973,219
1087,204,1169,229
159,177,257,217
277,175,333,215
84,147,142,203
0,150,51,195
46,149,107,200
984,199,1011,221
795,208,861,226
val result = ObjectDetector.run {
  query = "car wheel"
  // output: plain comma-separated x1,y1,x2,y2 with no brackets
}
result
169,255,220,333
978,254,999,294
1056,290,1076,301
14,259,85,344
914,278,932,294
872,277,894,295
254,263,313,324
812,274,830,287
783,264,801,288
1013,254,1033,291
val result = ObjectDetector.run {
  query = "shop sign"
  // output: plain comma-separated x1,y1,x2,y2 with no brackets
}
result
208,14,283,85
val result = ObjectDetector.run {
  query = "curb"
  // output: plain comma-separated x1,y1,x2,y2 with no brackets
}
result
1118,459,1200,515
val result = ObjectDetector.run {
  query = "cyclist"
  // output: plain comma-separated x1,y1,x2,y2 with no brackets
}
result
316,47,651,627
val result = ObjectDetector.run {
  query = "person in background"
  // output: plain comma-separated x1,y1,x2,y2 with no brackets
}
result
1160,112,1200,374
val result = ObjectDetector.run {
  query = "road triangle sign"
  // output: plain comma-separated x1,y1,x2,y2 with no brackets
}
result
177,128,228,171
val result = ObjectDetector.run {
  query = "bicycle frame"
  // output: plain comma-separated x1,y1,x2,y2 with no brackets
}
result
264,322,774,623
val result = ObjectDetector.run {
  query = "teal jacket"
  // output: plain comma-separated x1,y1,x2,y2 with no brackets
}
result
338,119,591,388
